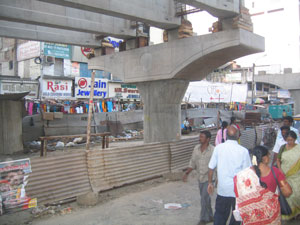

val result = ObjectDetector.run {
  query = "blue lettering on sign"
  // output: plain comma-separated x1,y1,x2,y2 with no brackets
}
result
77,89,107,98
108,38,122,48
94,81,106,88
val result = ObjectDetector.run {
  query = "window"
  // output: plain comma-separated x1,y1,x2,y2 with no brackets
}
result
9,60,13,70
248,82,252,90
256,82,262,91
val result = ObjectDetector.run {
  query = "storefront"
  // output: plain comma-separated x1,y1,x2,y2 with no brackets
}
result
0,75,39,98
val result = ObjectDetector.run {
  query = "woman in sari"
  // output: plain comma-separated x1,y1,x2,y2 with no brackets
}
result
277,130,300,220
234,146,292,224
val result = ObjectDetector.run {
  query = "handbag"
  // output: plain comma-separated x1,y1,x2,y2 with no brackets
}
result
271,167,292,215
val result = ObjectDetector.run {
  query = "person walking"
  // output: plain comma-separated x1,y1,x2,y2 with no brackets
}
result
271,125,290,166
207,126,251,225
276,116,300,143
183,131,214,225
276,131,300,221
233,146,291,225
215,121,228,146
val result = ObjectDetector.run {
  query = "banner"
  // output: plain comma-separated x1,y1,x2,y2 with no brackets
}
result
184,81,248,103
42,79,73,98
75,77,108,99
0,159,36,215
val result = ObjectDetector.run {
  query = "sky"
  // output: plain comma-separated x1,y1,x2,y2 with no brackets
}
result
150,0,300,73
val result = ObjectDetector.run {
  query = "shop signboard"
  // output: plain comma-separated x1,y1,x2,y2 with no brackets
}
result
42,79,73,98
0,79,39,98
44,43,71,59
0,158,37,215
108,83,140,99
17,41,40,61
75,77,108,99
277,89,291,99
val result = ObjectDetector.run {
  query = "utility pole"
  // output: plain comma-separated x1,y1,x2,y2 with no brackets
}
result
86,70,96,150
251,63,255,104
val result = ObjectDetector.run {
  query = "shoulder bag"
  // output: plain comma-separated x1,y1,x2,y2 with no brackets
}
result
271,167,292,215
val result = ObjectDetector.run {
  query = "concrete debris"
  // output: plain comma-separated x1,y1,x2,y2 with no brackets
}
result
31,205,73,218
55,141,65,148
73,137,84,144
66,142,75,147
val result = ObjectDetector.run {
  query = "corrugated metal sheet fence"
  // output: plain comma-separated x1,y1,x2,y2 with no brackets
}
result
86,142,171,192
26,125,277,205
26,150,92,204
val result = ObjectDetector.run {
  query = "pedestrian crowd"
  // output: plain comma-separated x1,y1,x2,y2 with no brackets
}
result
183,116,300,225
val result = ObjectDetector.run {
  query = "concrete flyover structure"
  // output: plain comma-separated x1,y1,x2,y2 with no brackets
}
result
254,73,300,115
89,29,264,143
178,0,240,18
0,0,265,143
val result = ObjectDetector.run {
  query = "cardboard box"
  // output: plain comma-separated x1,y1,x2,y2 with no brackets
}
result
43,112,54,121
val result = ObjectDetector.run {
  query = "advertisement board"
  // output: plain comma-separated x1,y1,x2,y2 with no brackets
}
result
0,158,37,215
44,43,71,59
42,79,73,98
75,77,108,99
184,81,248,103
108,83,140,99
17,41,40,61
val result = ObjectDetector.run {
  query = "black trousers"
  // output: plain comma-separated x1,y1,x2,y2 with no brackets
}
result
214,195,240,225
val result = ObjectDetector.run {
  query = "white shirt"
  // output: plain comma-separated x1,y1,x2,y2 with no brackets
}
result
183,120,189,127
272,138,287,154
208,140,251,197
276,126,300,143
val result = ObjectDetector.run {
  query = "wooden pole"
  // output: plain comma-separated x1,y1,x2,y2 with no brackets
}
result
86,71,96,150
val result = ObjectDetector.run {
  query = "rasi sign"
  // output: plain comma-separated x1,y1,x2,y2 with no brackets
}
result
75,77,108,99
42,79,72,98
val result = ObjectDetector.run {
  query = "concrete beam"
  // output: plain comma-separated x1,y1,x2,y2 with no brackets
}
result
0,0,136,39
254,73,300,90
178,0,240,18
89,29,265,83
38,0,181,29
0,20,101,47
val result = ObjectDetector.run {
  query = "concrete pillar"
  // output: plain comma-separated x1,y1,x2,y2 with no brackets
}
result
290,89,300,115
137,79,189,143
0,100,23,154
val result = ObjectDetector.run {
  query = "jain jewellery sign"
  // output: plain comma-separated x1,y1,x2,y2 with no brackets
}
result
42,79,72,98
75,77,108,99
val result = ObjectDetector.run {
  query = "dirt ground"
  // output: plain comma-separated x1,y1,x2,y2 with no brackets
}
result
2,172,299,225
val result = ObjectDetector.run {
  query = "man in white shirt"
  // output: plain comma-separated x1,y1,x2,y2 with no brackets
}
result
183,117,192,132
207,126,251,225
272,126,290,166
276,116,300,143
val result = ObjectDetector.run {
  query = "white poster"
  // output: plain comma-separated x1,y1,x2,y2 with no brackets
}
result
75,77,108,99
184,81,248,103
42,79,72,98
71,62,80,77
17,41,40,61
64,59,72,77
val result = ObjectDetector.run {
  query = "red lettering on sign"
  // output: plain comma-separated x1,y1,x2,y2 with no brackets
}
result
47,81,54,92
47,81,69,93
